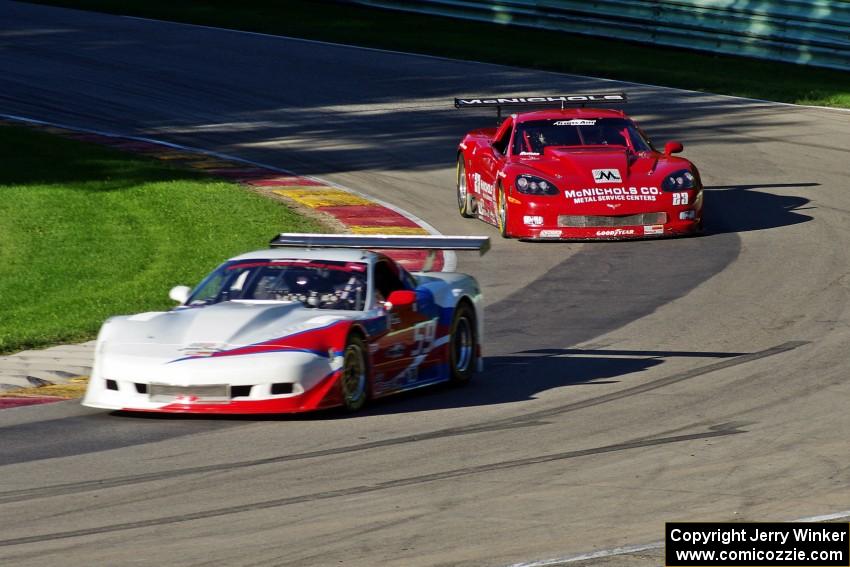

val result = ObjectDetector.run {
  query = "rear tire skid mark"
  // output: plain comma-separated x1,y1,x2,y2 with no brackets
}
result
0,424,745,548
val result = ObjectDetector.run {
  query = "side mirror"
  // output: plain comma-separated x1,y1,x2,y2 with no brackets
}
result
169,285,191,304
384,290,416,310
664,141,684,155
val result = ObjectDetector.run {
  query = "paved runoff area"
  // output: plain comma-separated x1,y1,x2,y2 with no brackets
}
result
0,342,94,404
0,118,443,405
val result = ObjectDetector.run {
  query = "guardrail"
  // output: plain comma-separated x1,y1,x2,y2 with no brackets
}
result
348,0,850,71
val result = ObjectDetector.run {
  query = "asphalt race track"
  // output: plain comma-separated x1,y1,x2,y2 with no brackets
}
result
2,2,850,566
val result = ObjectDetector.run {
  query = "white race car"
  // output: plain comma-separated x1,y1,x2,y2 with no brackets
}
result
82,234,489,414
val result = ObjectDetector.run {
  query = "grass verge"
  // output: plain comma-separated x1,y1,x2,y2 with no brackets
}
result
0,125,323,354
27,0,850,108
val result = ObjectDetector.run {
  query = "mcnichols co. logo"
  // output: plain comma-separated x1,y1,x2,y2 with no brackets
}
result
592,169,622,183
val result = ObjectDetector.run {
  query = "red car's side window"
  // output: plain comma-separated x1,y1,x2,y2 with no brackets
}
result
491,118,513,156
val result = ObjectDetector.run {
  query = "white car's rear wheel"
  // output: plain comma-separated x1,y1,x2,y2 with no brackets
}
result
449,302,476,385
341,335,368,411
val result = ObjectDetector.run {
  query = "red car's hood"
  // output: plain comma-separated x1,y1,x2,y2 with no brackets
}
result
516,147,656,184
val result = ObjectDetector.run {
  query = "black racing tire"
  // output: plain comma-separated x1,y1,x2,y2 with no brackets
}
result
340,334,369,412
456,157,474,218
496,184,510,238
448,302,476,385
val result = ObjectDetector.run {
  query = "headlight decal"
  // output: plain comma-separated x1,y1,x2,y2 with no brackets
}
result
662,169,697,192
515,174,559,195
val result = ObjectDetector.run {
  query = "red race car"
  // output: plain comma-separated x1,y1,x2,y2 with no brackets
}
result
454,93,703,240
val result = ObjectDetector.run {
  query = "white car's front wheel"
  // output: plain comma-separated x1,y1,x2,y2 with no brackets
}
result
341,334,368,411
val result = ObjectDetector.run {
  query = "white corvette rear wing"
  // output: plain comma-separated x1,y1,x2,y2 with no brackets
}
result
270,233,489,270
455,92,627,120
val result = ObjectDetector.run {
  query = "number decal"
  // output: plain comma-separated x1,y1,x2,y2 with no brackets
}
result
411,320,437,356
673,193,690,206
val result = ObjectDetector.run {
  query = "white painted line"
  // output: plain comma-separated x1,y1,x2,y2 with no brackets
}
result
795,510,850,522
504,509,850,566
506,542,663,566
118,14,850,115
0,112,456,271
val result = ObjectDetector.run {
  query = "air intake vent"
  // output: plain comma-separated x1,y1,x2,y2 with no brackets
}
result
558,212,667,227
271,383,294,395
230,385,253,398
106,379,118,391
135,383,148,394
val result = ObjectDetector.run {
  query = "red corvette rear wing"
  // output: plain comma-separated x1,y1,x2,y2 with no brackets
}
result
454,92,627,120
270,233,490,270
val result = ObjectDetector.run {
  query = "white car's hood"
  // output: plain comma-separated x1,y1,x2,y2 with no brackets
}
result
103,301,349,355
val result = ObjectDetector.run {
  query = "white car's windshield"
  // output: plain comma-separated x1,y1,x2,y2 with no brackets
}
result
188,259,368,310
513,118,652,155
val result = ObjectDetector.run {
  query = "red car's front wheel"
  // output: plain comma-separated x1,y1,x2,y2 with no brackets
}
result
496,185,510,238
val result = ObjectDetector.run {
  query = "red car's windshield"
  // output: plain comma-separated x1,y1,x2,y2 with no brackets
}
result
512,118,652,155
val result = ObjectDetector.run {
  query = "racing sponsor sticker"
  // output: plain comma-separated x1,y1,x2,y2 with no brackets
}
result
539,229,562,238
473,173,495,196
564,186,659,204
386,343,406,359
554,119,597,126
596,229,635,237
592,169,622,183
643,224,664,235
386,366,419,388
523,215,544,226
179,342,225,357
